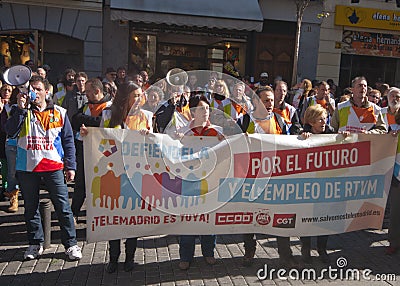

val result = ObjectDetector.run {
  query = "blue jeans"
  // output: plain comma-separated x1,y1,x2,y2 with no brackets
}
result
18,170,77,248
179,235,216,262
5,142,18,193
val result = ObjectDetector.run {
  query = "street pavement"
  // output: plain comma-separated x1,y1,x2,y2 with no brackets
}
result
0,188,400,286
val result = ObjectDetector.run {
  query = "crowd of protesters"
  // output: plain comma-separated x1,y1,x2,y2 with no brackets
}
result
0,63,400,272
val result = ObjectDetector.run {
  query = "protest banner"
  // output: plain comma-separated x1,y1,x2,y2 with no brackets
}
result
84,127,397,243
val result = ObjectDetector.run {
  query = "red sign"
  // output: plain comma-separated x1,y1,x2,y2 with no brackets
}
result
215,212,253,225
256,212,271,226
234,141,371,178
273,214,296,228
342,30,400,58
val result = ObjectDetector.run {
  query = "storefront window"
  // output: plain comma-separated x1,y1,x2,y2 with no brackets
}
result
129,33,156,78
129,26,247,80
158,43,206,76
0,31,42,71
208,42,244,78
208,48,224,73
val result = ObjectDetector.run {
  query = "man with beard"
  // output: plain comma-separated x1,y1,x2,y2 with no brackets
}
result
140,70,151,91
273,80,302,135
62,72,88,123
253,72,269,91
115,66,126,88
227,81,253,120
71,78,112,221
271,81,302,266
300,81,335,125
103,68,118,98
54,68,76,106
154,85,191,135
239,86,300,268
331,76,386,134
383,87,400,255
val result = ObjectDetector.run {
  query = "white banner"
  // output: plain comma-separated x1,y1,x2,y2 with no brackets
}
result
83,128,397,243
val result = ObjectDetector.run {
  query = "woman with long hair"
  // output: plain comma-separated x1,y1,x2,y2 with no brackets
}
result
210,79,230,110
81,81,152,273
292,78,312,111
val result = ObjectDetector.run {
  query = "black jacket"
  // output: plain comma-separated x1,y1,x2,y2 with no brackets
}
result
71,93,112,131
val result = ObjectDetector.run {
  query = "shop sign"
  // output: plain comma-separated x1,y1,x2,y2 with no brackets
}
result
341,30,400,58
335,5,400,31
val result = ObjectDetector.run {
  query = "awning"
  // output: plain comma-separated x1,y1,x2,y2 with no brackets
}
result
110,0,264,32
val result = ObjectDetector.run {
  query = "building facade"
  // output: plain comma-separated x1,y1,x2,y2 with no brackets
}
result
258,0,323,85
0,0,330,87
0,0,102,82
317,0,400,88
103,0,264,83
103,0,324,86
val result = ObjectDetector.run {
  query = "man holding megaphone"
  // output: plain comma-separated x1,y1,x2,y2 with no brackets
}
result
4,68,82,261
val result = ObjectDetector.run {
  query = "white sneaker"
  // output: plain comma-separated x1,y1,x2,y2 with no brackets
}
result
73,216,78,226
24,245,44,260
65,245,82,260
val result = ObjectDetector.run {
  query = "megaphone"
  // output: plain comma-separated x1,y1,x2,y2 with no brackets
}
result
3,65,32,86
166,68,188,87
3,65,36,101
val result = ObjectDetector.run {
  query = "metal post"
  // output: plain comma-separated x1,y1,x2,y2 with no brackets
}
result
40,199,52,249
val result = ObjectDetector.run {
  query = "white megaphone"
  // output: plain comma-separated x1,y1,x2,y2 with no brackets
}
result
166,68,188,87
3,65,36,101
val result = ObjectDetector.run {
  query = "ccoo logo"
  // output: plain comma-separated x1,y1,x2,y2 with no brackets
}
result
215,212,253,225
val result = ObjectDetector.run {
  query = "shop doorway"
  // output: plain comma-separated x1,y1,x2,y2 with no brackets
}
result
42,32,83,86
339,54,397,89
254,34,294,86
0,31,42,71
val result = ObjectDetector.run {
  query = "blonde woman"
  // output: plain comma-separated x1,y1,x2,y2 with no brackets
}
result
292,78,312,110
210,79,230,110
300,104,334,263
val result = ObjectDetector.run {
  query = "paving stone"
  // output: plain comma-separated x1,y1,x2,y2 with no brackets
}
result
2,261,22,275
2,192,400,285
161,282,176,286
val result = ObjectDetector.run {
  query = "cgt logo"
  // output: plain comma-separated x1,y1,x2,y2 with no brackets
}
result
273,214,296,228
215,212,253,225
